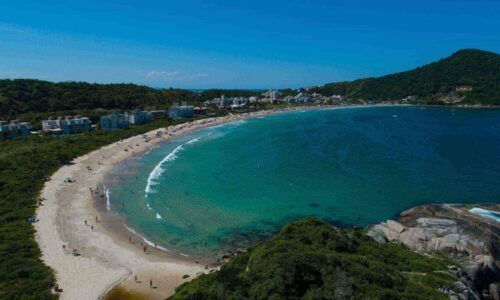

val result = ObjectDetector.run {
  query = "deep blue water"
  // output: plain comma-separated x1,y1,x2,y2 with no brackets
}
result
106,106,500,257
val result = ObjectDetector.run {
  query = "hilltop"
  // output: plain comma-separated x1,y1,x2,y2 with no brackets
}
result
170,218,462,299
310,49,500,105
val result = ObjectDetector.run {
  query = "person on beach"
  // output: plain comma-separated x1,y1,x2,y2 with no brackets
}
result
134,275,137,283
150,279,152,288
90,225,94,232
84,220,87,226
95,216,98,222
129,236,132,243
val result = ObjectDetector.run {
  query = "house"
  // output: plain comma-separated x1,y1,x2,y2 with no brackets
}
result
0,120,32,140
455,85,473,92
401,95,418,104
42,115,91,135
100,112,131,130
129,110,153,125
169,103,194,119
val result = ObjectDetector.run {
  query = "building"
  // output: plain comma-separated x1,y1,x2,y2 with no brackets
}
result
0,120,32,140
331,95,343,102
169,103,194,119
218,95,232,108
249,96,258,103
100,112,131,130
42,115,91,135
401,95,418,104
455,85,473,92
150,110,167,119
262,90,283,100
129,109,153,125
284,95,296,104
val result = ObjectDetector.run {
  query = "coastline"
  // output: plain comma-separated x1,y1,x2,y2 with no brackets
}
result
35,106,327,300
34,104,499,300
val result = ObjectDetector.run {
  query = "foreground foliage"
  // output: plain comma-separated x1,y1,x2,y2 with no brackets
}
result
171,218,457,300
0,119,190,299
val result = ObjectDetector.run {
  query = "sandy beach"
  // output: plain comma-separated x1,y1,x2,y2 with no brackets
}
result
34,108,309,300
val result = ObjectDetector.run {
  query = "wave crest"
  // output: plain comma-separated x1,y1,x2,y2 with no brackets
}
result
145,144,184,196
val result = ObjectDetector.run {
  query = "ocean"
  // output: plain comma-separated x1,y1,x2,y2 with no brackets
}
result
105,106,500,257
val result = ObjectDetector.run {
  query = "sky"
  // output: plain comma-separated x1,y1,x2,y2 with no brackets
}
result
0,0,499,89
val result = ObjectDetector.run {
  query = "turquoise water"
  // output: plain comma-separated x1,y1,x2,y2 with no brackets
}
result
106,106,500,257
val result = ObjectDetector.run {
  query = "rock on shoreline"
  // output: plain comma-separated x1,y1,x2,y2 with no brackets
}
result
367,204,500,299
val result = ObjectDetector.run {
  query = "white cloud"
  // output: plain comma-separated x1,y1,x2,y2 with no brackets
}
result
146,71,180,79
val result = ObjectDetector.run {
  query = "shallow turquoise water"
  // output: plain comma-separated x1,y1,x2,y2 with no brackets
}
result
106,106,500,256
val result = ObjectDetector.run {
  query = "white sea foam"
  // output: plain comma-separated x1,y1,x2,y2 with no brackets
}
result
469,207,500,222
186,137,200,144
145,137,203,197
145,144,184,197
124,224,170,251
156,213,163,219
104,185,111,211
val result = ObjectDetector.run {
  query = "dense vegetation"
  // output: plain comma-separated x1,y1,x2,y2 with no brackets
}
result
0,81,270,119
0,80,200,119
310,49,500,105
171,218,458,300
0,118,196,299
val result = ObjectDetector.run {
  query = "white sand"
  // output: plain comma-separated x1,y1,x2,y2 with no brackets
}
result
34,109,296,299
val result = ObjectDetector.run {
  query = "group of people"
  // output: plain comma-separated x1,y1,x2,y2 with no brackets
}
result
133,275,155,289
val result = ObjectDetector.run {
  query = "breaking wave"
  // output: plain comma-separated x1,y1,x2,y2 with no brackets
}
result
144,144,184,196
124,224,170,251
469,207,500,222
104,185,111,211
145,137,202,197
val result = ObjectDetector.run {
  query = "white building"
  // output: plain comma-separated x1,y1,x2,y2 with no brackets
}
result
42,116,91,135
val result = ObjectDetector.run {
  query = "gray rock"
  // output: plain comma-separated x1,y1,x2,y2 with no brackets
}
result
490,283,500,300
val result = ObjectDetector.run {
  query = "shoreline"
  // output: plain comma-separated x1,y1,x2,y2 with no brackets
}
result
35,106,333,300
34,104,499,300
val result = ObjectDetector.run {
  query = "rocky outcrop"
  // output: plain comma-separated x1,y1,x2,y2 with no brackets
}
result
367,204,500,299
368,217,488,257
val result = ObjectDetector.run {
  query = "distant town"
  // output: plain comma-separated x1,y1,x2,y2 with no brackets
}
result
0,84,477,140
0,89,341,140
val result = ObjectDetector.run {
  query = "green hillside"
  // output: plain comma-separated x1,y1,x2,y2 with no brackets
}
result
311,49,500,105
170,218,458,300
0,80,200,119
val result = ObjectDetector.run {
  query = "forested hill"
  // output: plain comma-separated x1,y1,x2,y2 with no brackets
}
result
170,218,458,299
0,80,200,118
310,49,500,105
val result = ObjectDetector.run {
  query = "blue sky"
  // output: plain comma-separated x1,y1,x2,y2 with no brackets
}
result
0,0,499,89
